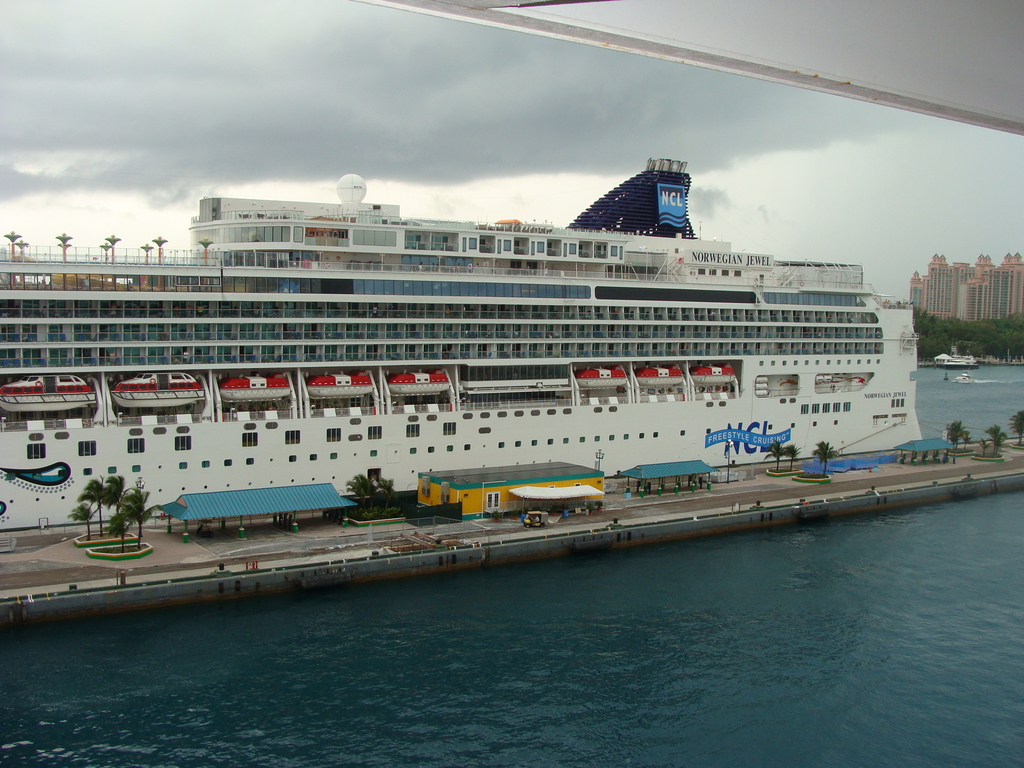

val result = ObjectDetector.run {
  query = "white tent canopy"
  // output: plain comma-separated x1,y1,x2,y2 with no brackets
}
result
509,485,604,500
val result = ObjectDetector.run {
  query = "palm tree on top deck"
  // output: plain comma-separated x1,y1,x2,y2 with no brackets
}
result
55,233,72,262
77,477,106,536
4,231,21,257
1009,411,1024,446
812,441,839,476
765,441,786,472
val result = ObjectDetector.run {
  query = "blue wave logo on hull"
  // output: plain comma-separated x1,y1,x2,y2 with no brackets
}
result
657,183,687,227
706,422,792,455
1,462,72,487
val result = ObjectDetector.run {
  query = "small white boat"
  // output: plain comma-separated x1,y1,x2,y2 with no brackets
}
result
953,372,975,384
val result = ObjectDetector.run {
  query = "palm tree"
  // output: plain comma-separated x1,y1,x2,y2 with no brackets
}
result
946,420,964,450
1009,411,1024,446
4,231,21,257
121,487,161,549
765,440,786,471
346,474,374,508
141,243,154,264
102,475,127,532
55,233,73,262
77,477,106,536
977,437,990,457
107,508,131,553
960,429,971,453
783,443,801,472
986,425,1007,457
812,441,839,476
375,476,396,508
69,502,96,540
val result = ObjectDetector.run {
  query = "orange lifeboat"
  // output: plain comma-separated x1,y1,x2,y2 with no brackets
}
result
0,375,96,412
689,364,736,384
219,374,291,402
574,367,627,389
634,366,684,387
386,370,450,394
112,372,203,408
306,371,375,398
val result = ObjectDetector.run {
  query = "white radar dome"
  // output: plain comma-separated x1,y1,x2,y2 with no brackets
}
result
336,174,367,204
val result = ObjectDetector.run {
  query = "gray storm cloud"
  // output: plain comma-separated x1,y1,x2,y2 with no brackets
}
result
1,0,916,204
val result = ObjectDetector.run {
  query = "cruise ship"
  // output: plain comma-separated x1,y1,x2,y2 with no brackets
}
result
0,159,920,530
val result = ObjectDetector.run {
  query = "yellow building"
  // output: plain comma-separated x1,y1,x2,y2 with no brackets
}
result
418,461,604,519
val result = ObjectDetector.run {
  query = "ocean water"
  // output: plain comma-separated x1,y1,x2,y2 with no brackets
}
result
2,369,1024,767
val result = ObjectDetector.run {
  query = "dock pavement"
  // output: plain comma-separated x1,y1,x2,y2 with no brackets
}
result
1,452,1018,600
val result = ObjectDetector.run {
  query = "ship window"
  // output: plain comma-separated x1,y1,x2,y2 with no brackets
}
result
368,426,382,440
265,422,278,429
327,428,342,442
78,441,97,456
202,460,211,468
409,447,416,455
27,444,46,460
706,402,714,407
531,440,538,446
179,462,188,470
812,404,820,414
563,438,569,444
639,433,645,439
129,428,144,436
609,406,618,413
448,445,454,451
224,458,233,466
594,436,600,442
497,412,507,418
174,436,192,451
801,404,809,414
242,433,258,447
530,410,540,416
593,407,602,413
547,439,553,445
426,414,437,422
563,409,572,415
479,412,490,419
244,423,257,430
83,468,93,476
406,424,420,438
407,415,419,422
623,434,629,440
289,455,297,462
309,454,317,461
499,442,505,448
515,441,522,447
653,432,659,438
464,444,470,450
330,453,338,460
579,437,586,443
844,402,851,412
428,446,435,453
443,422,456,435
350,418,362,425
246,457,255,465
514,411,524,417
285,430,301,444
369,449,378,457
127,438,145,454
462,412,474,419
479,427,491,434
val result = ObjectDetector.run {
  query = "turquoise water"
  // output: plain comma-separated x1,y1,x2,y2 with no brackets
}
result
2,369,1024,767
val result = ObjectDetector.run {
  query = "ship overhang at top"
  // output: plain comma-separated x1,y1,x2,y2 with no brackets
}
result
359,0,1024,136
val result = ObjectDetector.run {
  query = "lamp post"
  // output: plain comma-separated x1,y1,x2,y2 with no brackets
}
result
595,449,605,471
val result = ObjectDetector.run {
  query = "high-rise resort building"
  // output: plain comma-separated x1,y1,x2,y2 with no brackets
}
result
910,253,1024,320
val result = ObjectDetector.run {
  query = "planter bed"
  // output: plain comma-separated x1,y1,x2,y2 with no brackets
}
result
343,517,406,527
74,533,139,549
971,455,1005,462
85,543,153,561
793,475,832,484
766,469,803,477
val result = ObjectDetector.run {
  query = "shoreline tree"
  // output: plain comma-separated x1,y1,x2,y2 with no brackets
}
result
1009,411,1024,446
812,441,839,476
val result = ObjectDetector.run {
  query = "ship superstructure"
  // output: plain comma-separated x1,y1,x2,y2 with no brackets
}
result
0,160,920,529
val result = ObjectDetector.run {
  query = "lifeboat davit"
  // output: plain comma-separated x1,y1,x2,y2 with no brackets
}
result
112,372,204,408
307,372,374,398
0,375,96,413
634,366,684,387
689,364,736,384
219,374,291,402
386,370,450,394
574,367,627,389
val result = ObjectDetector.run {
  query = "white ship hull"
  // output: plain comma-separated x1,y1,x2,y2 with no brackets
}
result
0,161,921,530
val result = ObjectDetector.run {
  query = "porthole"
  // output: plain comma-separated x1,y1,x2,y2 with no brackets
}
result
348,434,363,441
497,412,507,418
563,408,572,415
349,418,362,425
718,401,726,406
514,411,524,417
174,426,188,434
129,428,144,436
479,427,492,434
244,423,257,431
609,406,618,412
29,433,44,441
407,415,419,422
54,432,69,440
462,412,474,419
480,412,490,419
265,422,278,429
706,402,714,408
426,414,437,421
547,409,556,415
593,407,603,413
530,410,540,416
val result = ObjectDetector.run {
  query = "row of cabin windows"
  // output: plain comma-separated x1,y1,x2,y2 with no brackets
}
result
799,402,853,414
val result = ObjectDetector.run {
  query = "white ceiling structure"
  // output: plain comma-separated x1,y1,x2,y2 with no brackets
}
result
361,0,1024,135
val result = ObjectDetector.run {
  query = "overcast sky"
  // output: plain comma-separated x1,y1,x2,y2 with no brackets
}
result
2,0,1023,297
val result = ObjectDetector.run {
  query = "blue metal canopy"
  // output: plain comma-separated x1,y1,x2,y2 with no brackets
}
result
619,460,718,479
161,483,355,521
893,439,955,452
